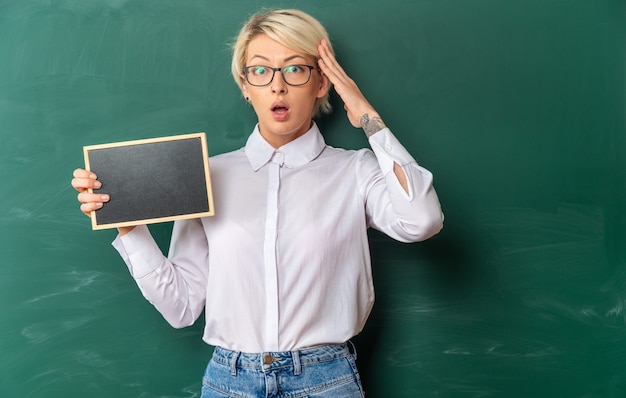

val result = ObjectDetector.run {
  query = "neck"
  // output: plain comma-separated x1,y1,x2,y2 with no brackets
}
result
259,121,314,149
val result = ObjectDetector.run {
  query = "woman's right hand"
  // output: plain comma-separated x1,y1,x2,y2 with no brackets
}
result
71,168,110,217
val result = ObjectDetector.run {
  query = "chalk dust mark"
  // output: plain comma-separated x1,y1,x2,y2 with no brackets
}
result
21,317,92,344
22,270,101,304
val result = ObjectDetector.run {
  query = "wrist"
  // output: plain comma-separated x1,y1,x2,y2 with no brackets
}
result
360,113,386,138
118,226,136,236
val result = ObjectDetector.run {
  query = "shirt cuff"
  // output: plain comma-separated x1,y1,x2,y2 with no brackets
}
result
368,128,417,175
111,225,164,279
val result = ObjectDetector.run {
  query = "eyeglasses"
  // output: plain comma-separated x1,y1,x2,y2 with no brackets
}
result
242,64,316,87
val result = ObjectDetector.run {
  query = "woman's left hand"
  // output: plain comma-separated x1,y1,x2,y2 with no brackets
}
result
317,40,379,128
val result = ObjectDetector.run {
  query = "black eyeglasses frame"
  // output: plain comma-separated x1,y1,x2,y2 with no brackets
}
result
242,64,317,87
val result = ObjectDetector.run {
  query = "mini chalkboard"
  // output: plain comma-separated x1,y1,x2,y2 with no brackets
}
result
83,133,214,230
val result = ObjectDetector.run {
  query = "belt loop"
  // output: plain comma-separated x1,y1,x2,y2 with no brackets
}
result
348,340,357,361
291,350,302,376
230,351,240,376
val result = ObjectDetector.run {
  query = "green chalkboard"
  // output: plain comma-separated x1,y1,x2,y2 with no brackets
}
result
1,0,624,397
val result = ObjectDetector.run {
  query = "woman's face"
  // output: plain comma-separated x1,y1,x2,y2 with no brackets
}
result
242,34,329,148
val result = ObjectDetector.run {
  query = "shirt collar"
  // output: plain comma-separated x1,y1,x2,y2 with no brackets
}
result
245,122,326,171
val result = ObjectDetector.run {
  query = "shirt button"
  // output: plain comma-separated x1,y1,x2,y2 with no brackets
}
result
385,145,392,153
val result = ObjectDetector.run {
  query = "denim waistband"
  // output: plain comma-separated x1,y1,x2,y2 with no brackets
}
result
211,343,353,376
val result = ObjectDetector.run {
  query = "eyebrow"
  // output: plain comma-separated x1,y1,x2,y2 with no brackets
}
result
248,54,309,64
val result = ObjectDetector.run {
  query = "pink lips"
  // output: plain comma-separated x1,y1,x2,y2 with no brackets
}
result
271,101,290,121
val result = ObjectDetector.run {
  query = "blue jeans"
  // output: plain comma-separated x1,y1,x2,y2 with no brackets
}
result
201,342,365,398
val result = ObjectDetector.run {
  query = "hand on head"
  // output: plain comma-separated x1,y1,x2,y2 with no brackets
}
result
316,39,379,128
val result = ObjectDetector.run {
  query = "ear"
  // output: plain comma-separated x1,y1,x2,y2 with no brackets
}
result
316,72,330,99
241,81,250,100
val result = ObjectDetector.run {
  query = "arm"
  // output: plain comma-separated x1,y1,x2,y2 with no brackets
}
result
317,40,409,193
112,220,209,328
317,40,442,241
72,168,205,327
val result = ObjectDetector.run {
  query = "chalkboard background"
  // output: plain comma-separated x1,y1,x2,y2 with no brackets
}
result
1,0,624,397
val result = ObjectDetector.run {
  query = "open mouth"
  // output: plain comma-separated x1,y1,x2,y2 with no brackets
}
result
271,102,290,120
272,102,289,112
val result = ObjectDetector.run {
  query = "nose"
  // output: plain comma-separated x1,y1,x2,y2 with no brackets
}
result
271,71,287,94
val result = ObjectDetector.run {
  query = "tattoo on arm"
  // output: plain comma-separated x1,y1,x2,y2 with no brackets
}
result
360,113,386,138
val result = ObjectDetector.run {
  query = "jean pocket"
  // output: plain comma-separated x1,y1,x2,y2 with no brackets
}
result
202,359,259,398
200,383,233,398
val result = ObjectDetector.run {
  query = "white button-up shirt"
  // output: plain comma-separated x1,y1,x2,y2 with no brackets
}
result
112,123,443,353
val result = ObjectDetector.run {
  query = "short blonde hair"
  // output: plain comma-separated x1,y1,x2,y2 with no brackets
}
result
231,9,334,117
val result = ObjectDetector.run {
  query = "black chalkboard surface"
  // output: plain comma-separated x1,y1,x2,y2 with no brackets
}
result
84,133,214,229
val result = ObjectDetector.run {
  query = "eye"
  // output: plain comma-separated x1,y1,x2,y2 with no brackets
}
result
251,66,268,76
283,65,305,74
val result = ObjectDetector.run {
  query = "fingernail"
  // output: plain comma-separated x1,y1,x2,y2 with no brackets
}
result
94,181,102,188
95,202,103,208
101,195,110,201
90,173,97,179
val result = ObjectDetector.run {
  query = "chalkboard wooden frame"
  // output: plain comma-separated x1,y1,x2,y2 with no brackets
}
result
84,132,214,230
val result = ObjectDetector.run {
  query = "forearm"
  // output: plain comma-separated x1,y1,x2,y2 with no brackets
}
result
361,113,409,193
360,113,386,138
365,160,443,243
364,127,444,241
112,222,207,328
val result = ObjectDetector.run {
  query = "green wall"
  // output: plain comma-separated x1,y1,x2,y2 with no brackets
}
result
1,0,624,396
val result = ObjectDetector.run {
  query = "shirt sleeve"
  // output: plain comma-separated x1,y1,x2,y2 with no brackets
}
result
111,219,209,328
360,127,444,242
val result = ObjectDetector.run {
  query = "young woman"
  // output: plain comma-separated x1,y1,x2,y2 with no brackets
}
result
72,9,443,398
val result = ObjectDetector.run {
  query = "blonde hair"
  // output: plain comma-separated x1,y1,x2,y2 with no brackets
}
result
231,9,334,117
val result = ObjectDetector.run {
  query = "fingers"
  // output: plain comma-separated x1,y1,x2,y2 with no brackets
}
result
72,168,109,217
77,191,110,205
317,40,350,86
73,168,95,179
318,40,344,75
317,40,380,129
79,199,105,213
318,39,369,103
71,168,102,192
76,191,110,217
318,40,359,105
